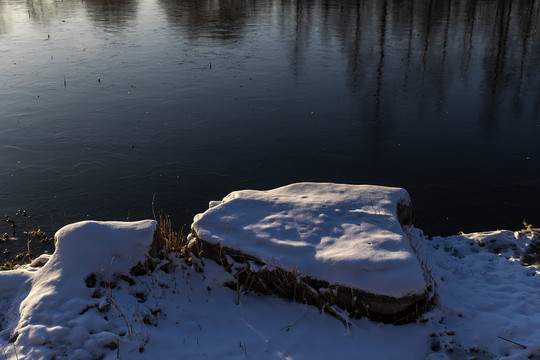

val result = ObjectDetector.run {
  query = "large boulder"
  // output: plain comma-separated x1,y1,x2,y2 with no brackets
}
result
188,182,430,324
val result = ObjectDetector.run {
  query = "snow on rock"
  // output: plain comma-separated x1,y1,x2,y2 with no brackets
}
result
0,220,156,359
191,182,427,299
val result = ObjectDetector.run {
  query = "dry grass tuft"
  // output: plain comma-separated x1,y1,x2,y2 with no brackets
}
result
157,211,186,256
152,195,187,257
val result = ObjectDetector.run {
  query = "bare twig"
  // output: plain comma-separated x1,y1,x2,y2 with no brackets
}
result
151,194,157,223
26,237,33,263
498,336,527,349
12,344,18,360
106,257,135,336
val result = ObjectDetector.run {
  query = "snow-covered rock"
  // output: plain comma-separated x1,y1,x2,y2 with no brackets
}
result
190,182,429,322
0,220,156,359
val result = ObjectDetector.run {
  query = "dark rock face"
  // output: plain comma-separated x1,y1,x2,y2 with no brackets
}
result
397,201,416,226
521,228,540,266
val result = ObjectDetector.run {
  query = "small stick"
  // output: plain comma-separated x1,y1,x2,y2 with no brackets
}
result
498,336,527,349
151,193,157,222
12,344,18,360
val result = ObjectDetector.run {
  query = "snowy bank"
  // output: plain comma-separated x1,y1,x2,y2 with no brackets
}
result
0,184,539,359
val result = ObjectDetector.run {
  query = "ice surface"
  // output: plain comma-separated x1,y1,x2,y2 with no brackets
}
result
193,182,426,297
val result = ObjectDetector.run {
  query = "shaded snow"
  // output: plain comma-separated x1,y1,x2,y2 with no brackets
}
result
418,229,540,359
192,182,426,298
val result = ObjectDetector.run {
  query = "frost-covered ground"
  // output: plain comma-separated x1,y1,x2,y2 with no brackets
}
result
0,195,539,359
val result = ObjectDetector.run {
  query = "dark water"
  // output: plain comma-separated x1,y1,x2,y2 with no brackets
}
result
1,0,539,260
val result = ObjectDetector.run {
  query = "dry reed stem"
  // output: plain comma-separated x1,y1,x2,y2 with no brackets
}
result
152,195,188,257
26,238,32,263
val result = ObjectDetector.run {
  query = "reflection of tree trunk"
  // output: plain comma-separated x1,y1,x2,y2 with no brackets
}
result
366,0,388,161
442,1,451,62
436,0,452,110
375,0,387,118
491,0,512,99
419,0,433,116
352,1,361,75
520,0,536,75
403,0,415,91
515,0,536,108
347,1,362,90
291,0,302,76
527,0,540,121
483,0,513,131
277,0,286,29
461,0,477,75
422,0,433,69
